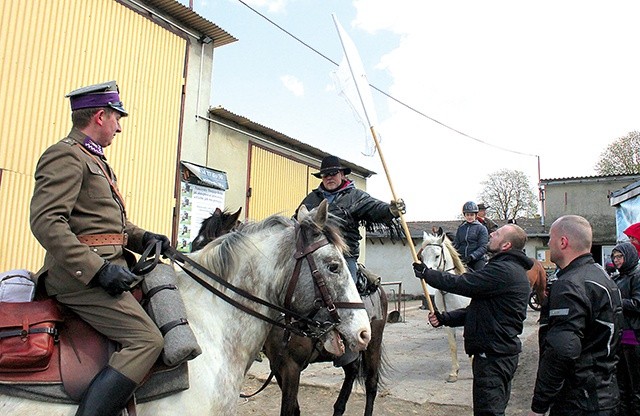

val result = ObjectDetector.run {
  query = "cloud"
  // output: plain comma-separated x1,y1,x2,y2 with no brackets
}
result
280,75,304,97
243,0,289,13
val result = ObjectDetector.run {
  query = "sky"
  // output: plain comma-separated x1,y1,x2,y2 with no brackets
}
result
188,0,640,221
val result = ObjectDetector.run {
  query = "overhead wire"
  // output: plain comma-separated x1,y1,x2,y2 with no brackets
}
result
235,0,538,158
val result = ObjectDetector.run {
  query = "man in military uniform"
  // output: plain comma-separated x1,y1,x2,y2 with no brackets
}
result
30,81,170,416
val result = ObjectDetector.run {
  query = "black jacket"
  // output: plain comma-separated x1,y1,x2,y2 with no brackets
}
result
531,254,623,414
612,242,640,333
421,249,533,356
453,220,488,264
298,182,395,258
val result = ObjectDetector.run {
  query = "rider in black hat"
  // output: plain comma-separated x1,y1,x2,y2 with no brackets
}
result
298,155,405,365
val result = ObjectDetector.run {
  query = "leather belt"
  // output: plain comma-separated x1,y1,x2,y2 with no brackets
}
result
77,233,128,247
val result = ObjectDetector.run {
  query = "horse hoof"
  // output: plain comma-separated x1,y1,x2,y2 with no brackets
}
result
446,374,458,383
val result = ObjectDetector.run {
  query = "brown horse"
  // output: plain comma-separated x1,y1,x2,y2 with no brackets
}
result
264,286,388,416
191,209,388,416
527,259,548,310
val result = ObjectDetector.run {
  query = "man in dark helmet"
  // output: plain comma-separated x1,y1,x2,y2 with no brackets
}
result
453,201,489,271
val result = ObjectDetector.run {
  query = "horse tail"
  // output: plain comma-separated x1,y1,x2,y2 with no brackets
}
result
353,339,392,390
529,260,547,303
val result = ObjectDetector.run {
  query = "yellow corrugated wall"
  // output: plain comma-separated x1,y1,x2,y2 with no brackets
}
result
248,146,312,220
0,0,185,271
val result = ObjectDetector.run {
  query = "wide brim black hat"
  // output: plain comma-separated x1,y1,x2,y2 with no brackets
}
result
312,155,351,178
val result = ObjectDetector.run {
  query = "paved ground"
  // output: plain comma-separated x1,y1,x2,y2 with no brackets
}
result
241,300,540,415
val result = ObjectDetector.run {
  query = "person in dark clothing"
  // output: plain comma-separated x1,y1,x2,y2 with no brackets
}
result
529,215,623,416
477,203,499,234
453,201,489,271
611,242,640,416
413,223,533,416
298,155,404,367
298,155,404,282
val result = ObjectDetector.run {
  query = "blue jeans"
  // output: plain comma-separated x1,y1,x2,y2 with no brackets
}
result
345,256,358,284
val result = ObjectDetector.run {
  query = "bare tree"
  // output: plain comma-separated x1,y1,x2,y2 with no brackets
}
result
479,169,538,220
595,131,640,175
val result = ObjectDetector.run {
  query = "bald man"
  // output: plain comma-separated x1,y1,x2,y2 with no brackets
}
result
529,215,623,416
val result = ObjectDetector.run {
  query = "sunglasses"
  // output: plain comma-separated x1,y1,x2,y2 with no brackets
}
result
321,170,340,178
612,254,624,260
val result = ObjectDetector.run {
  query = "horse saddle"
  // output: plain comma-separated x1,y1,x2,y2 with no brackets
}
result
0,293,189,404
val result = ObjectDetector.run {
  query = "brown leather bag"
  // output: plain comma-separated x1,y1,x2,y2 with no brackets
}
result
0,298,63,372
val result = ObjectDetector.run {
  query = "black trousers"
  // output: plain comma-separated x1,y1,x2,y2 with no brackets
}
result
472,353,518,416
617,343,640,416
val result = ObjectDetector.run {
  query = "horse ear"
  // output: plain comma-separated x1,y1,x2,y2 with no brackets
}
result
223,207,242,231
422,231,429,240
314,200,328,227
296,204,309,221
436,227,444,236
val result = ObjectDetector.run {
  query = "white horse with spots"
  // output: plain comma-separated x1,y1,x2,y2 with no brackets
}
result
0,201,371,414
419,230,470,382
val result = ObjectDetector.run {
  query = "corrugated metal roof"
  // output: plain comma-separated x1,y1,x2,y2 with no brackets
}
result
208,106,377,178
540,173,640,184
137,0,237,47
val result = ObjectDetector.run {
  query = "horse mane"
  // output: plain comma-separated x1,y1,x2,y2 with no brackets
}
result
442,236,466,274
190,215,292,280
302,212,348,255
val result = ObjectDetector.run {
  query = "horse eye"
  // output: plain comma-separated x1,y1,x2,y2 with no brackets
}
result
328,263,340,274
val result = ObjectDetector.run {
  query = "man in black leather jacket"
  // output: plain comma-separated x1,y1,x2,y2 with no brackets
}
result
529,215,623,416
413,223,532,416
298,155,404,283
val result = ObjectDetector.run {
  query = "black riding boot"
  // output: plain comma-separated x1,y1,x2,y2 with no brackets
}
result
75,366,137,416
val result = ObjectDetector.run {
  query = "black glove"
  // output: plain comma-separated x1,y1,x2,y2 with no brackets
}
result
389,199,406,217
429,310,446,328
143,231,171,254
94,262,137,296
413,262,429,279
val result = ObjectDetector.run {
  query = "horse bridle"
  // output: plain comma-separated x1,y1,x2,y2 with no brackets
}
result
418,242,457,274
162,222,364,339
284,222,365,328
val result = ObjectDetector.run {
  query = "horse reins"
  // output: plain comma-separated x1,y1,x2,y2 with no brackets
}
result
165,223,363,339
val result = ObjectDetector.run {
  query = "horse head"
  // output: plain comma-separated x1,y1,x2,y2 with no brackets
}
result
419,231,466,274
190,207,242,252
294,200,370,356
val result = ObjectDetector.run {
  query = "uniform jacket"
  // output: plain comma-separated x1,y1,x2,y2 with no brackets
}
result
612,243,640,333
298,181,395,258
421,249,533,356
531,254,623,414
453,220,488,263
30,128,147,295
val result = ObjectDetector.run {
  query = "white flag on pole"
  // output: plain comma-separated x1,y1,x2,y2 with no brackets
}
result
331,14,379,156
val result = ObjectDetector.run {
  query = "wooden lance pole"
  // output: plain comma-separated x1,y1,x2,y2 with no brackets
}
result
368,126,434,313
